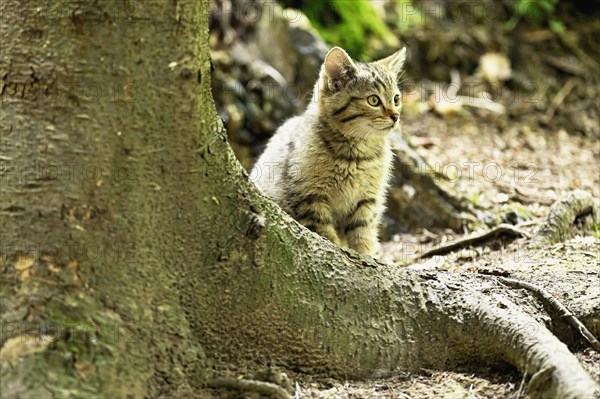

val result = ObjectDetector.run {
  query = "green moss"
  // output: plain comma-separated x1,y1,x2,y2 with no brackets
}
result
301,0,396,60
505,0,562,30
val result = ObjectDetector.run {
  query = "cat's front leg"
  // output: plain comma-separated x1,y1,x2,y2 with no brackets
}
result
345,224,378,255
290,195,342,246
310,223,342,247
344,198,381,255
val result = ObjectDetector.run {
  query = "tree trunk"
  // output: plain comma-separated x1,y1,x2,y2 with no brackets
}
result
1,1,212,395
1,1,597,398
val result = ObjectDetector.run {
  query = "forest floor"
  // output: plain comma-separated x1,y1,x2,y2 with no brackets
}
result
300,7,600,397
375,111,599,398
199,102,599,399
203,77,599,399
293,103,600,398
290,95,600,399
206,1,599,397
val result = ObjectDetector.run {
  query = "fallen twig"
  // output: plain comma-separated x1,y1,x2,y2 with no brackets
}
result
419,224,530,259
429,70,506,116
498,277,600,352
543,55,586,76
556,30,600,74
544,78,577,122
516,365,529,399
459,95,506,114
207,377,293,399
512,187,556,206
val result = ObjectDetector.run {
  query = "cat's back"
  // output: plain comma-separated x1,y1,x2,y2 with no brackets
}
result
251,114,308,200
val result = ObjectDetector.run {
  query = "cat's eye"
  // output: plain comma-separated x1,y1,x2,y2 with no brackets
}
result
367,95,381,107
394,94,400,106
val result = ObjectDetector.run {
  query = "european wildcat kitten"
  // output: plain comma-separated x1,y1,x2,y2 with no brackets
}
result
251,47,406,255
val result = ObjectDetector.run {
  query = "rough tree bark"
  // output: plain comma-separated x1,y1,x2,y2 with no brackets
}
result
1,1,597,398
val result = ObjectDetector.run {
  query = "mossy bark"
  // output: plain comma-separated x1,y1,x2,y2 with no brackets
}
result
1,1,598,398
1,0,210,396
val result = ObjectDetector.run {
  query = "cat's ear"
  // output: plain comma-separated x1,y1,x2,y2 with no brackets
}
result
322,47,357,90
376,47,406,78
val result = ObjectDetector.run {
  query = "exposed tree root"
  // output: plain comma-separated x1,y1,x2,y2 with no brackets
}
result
207,377,293,399
427,273,600,398
418,224,530,259
530,190,596,248
498,277,600,352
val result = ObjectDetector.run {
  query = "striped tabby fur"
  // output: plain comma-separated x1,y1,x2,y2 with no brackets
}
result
251,46,406,255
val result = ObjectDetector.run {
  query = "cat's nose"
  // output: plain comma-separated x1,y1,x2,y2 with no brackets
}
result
390,113,399,122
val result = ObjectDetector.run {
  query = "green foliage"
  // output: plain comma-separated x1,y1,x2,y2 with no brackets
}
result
516,0,560,23
301,0,395,60
509,203,534,220
394,0,424,33
592,223,600,239
468,191,481,207
548,19,565,33
505,0,564,32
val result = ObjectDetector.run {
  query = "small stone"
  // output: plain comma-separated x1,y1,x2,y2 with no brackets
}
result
479,53,512,84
